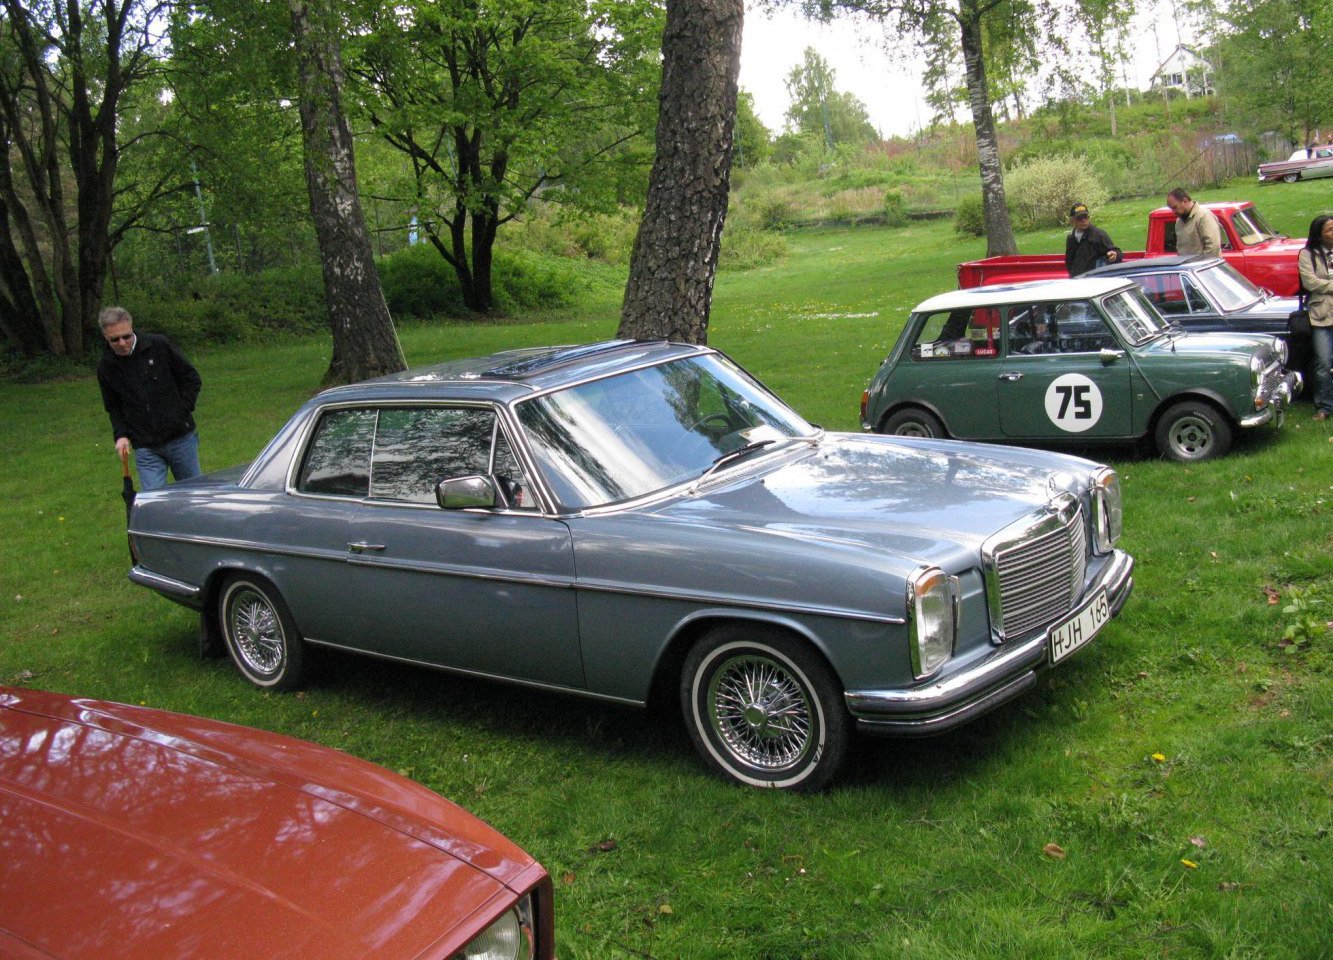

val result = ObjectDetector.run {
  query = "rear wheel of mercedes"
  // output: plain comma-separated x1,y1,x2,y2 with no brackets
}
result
681,625,849,791
219,575,305,690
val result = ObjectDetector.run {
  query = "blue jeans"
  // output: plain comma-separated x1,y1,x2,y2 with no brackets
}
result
1313,325,1333,414
135,431,202,490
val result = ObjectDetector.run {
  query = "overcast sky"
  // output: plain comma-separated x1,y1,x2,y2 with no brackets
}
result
738,2,1189,140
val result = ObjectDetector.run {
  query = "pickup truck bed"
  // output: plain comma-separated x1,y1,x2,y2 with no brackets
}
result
957,201,1303,296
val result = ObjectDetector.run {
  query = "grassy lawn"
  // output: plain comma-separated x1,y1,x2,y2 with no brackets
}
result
2,179,1329,959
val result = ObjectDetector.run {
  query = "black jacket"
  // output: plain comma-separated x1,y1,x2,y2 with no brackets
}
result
1065,225,1121,277
98,333,202,447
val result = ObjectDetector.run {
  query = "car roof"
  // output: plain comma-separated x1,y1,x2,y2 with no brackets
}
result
315,339,712,403
917,277,1135,313
1086,255,1223,276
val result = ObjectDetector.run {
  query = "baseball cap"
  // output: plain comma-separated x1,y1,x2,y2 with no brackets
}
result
1069,203,1090,219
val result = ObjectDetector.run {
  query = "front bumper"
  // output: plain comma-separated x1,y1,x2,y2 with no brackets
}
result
1239,371,1302,429
846,549,1134,736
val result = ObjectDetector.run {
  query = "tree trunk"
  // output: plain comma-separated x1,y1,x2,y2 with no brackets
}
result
618,0,743,344
289,0,406,386
958,2,1017,257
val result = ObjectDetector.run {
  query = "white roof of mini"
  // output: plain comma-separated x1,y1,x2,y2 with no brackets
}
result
914,277,1135,313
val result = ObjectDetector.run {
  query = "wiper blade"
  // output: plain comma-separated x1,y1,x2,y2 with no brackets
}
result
699,438,779,481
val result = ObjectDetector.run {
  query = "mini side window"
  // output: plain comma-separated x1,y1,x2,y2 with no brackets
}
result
910,309,1000,361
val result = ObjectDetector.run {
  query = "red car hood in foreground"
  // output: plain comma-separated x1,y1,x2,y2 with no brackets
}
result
0,688,549,960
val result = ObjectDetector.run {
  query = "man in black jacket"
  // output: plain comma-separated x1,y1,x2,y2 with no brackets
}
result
1065,203,1121,277
97,306,203,490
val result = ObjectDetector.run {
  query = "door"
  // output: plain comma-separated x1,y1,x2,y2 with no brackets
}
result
291,403,583,688
997,301,1133,440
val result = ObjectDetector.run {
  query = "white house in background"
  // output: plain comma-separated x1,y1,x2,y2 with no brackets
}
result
1149,44,1215,97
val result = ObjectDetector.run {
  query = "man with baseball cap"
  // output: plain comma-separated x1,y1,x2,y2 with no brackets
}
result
1065,203,1122,277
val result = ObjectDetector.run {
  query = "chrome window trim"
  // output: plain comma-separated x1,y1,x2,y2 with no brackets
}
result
280,398,561,515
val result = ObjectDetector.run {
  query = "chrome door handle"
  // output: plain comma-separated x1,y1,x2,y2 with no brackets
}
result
998,371,1023,381
347,542,386,553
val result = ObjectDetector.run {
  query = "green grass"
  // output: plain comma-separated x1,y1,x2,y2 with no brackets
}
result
3,178,1330,959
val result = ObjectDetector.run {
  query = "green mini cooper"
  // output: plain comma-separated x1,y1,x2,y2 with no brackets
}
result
860,277,1301,461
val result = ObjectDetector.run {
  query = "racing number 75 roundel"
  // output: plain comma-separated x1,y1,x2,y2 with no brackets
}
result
1043,373,1103,432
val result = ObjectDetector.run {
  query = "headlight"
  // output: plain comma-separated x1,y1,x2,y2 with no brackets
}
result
1250,354,1263,396
457,896,536,960
1090,467,1122,554
908,566,956,679
1274,337,1289,366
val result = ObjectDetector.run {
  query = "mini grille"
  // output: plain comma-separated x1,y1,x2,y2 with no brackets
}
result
1257,360,1284,404
993,504,1087,638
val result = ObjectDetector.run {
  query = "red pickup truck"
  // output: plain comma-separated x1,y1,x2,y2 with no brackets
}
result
957,201,1304,295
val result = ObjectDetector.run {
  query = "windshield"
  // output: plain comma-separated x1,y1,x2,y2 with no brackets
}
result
515,354,815,509
1101,288,1171,344
1195,262,1264,311
1230,207,1281,245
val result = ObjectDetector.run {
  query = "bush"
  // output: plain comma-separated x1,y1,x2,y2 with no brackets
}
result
377,243,467,318
719,228,788,271
882,189,908,227
1003,154,1107,231
954,193,985,237
755,195,798,231
128,264,327,350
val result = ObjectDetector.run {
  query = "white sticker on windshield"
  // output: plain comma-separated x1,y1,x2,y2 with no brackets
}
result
1044,374,1103,432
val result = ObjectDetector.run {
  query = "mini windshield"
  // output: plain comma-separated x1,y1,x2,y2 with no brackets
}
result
1195,262,1265,311
515,354,816,509
1100,288,1171,344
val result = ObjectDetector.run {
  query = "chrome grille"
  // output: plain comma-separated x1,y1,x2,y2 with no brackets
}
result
984,496,1087,640
1256,359,1284,404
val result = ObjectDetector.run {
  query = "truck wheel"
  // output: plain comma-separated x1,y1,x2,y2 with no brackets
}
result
681,625,849,791
1155,400,1232,462
880,408,947,438
1282,172,1300,184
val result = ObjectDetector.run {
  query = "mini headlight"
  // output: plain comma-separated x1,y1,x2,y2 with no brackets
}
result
457,896,536,960
1274,337,1289,366
1091,467,1122,554
908,566,956,679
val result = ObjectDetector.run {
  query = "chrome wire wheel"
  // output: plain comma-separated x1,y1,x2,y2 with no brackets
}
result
708,653,813,771
219,577,304,689
228,587,284,675
682,629,848,791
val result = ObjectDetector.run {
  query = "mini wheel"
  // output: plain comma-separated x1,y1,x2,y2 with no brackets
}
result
219,576,305,689
681,626,849,791
880,407,947,438
1155,400,1232,462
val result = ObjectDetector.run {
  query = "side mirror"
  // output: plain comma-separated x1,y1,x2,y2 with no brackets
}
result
1099,348,1125,366
435,475,503,510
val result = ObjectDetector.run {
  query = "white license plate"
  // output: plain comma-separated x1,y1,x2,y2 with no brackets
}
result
1049,589,1110,664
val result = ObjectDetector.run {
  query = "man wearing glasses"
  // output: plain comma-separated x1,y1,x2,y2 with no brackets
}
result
97,306,203,489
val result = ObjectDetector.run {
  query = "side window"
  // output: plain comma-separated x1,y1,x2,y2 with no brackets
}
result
910,309,999,361
370,407,495,503
1178,274,1210,313
1143,273,1190,315
297,408,375,497
1008,302,1115,354
492,429,537,511
1163,221,1177,253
